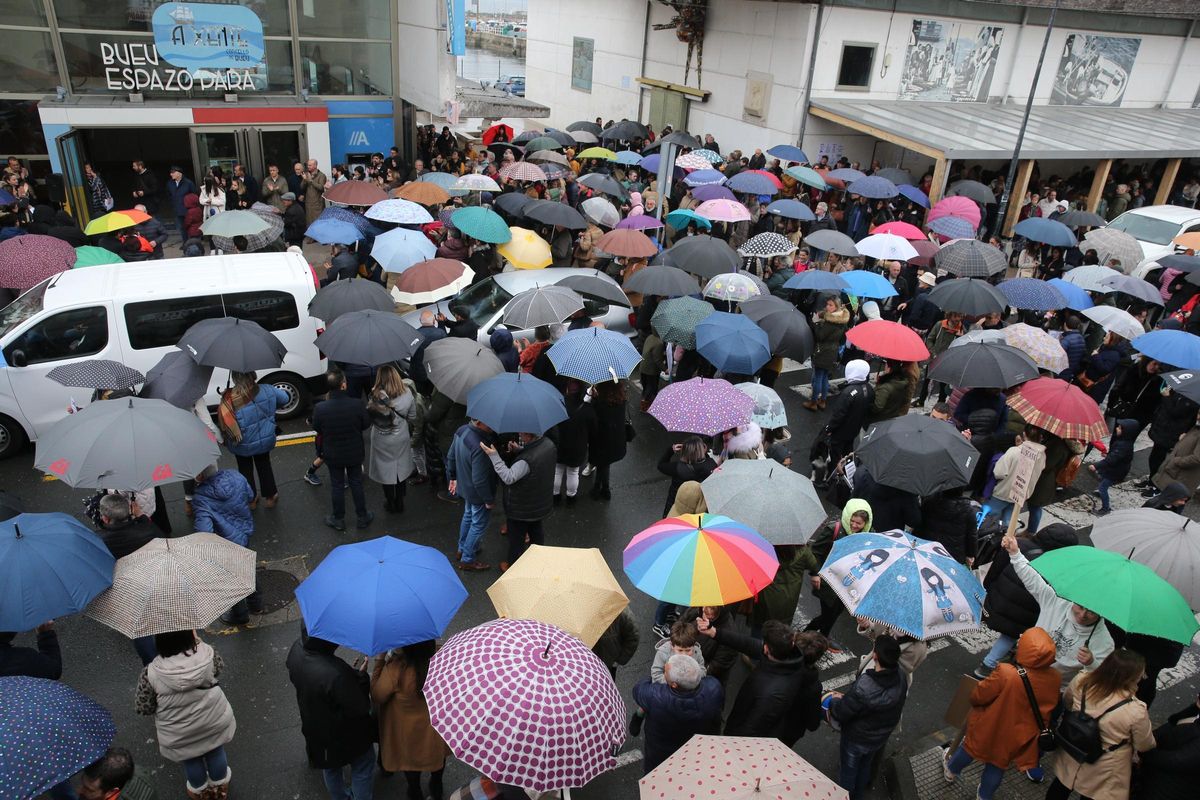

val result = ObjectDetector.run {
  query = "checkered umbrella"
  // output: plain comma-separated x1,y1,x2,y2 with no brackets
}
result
648,377,755,435
934,239,1007,277
424,618,626,792
210,204,284,252
738,232,796,259
651,295,715,349
365,198,435,225
1006,376,1108,441
997,278,1069,311
501,285,585,329
928,215,977,240
47,359,145,390
498,161,548,183
546,327,642,384
1083,227,1146,273
0,234,76,290
86,533,256,638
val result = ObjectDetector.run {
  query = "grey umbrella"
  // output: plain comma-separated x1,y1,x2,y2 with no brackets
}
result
141,350,213,408
653,235,740,280
566,120,603,136
570,130,599,145
502,285,585,329
308,278,396,323
1103,273,1164,305
47,359,145,391
874,168,914,186
624,265,699,297
524,201,588,230
935,239,1008,278
804,229,859,257
315,309,423,367
927,278,1009,316
493,192,535,218
577,173,628,201
927,342,1039,389
658,131,703,150
1057,210,1107,229
543,129,576,148
947,180,996,205
177,317,286,372
739,295,814,361
701,460,825,545
423,337,506,404
556,271,631,307
599,120,648,142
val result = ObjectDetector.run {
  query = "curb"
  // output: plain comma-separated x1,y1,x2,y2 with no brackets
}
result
886,726,958,800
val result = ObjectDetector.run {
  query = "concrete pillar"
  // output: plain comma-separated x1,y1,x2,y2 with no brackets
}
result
928,157,950,205
1155,158,1183,206
1087,159,1113,214
1003,159,1035,237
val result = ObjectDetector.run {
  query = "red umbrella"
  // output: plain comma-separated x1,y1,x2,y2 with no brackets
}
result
1006,376,1108,441
908,239,940,266
928,196,982,229
746,169,783,189
597,228,658,258
482,123,514,145
324,181,387,207
846,320,930,361
0,234,76,290
872,221,925,240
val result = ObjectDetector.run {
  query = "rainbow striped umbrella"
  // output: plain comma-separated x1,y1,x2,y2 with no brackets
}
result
623,513,779,606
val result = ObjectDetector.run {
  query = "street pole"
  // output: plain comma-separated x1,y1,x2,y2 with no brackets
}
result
994,0,1059,236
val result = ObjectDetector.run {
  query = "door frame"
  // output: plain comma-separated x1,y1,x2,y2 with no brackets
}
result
190,126,308,184
54,130,92,224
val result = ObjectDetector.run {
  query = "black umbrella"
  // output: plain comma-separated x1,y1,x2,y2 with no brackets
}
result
557,271,632,307
47,359,145,391
935,240,1008,278
141,349,214,408
857,414,980,496
624,265,699,297
543,129,576,148
1162,370,1200,404
659,131,703,150
1057,210,1107,229
739,295,814,361
577,173,628,201
947,180,995,205
177,317,287,372
512,130,542,145
928,342,1039,389
487,142,524,161
308,278,396,324
524,200,588,230
653,235,740,280
600,120,648,142
566,120,603,136
493,192,535,218
315,309,423,367
927,278,1009,316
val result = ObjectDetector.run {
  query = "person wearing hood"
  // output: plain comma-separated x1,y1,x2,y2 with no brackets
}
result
182,193,203,240
1088,418,1140,515
805,297,850,411
805,499,873,641
1142,481,1190,512
135,630,235,800
943,627,1061,800
488,327,519,372
191,464,262,626
482,430,557,572
867,360,917,425
828,634,908,799
824,359,874,469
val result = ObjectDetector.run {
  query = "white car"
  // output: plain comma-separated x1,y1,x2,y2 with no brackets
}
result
1104,205,1200,278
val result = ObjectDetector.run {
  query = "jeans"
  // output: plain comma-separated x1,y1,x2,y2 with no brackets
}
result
329,463,367,520
235,452,277,499
1096,477,1113,511
838,737,882,800
946,745,1003,800
811,368,831,401
183,745,229,788
457,502,491,562
554,464,580,497
506,518,544,565
982,632,1016,670
322,745,375,800
994,499,1040,532
653,600,677,627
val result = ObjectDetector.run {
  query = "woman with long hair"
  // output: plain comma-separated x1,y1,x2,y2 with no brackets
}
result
219,371,289,509
657,435,716,516
199,176,225,219
371,640,448,800
365,364,417,513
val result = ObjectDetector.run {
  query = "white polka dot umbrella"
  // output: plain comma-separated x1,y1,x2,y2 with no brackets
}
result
423,618,626,792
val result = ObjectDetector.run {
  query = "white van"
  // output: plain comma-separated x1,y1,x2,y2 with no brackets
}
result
1104,205,1200,278
0,252,327,458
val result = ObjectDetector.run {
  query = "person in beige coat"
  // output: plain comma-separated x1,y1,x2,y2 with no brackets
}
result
371,640,449,800
1047,648,1156,800
1153,414,1200,492
301,158,328,226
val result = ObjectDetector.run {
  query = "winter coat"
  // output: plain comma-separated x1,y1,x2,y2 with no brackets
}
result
1149,392,1199,449
829,665,907,749
589,398,628,465
138,641,236,762
1137,719,1200,800
983,523,1078,639
1028,435,1070,509
286,635,375,769
867,373,914,425
488,436,557,521
1154,425,1200,491
191,469,255,547
668,481,708,516
367,391,417,484
436,235,469,262
991,441,1046,506
751,545,819,628
808,499,873,607
918,493,978,563
952,388,1007,432
1079,342,1122,404
409,325,447,394
657,448,717,514
371,656,449,773
489,328,519,372
519,340,551,372
1095,419,1140,482
301,170,328,226
282,202,306,244
962,627,1061,771
811,307,850,372
902,289,939,333
551,393,595,468
445,422,498,505
632,676,724,774
225,385,288,458
926,319,963,359
98,517,157,560
1107,362,1162,426
852,468,920,533
182,194,203,239
826,379,873,445
426,390,467,461
0,629,62,679
1052,672,1155,800
716,628,822,745
311,390,370,468
1058,331,1087,380
591,608,639,669
166,177,198,216
765,265,795,297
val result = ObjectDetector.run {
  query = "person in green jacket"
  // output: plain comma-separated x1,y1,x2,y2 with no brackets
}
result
752,545,819,634
867,360,918,425
805,297,851,411
804,498,873,646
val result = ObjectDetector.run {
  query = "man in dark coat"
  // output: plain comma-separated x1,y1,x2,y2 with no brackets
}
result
829,635,908,799
133,203,168,257
286,625,375,799
281,192,305,246
311,368,373,532
632,654,724,774
131,160,158,211
408,310,448,396
446,418,498,570
322,244,359,285
918,488,978,564
1143,385,1198,482
437,305,479,341
482,432,557,571
164,166,197,244
0,624,62,679
901,272,939,336
824,359,873,470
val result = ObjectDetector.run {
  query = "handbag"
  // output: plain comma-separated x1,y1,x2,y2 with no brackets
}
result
1017,665,1058,752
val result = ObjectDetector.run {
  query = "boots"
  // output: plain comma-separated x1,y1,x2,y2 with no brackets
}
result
817,399,827,410
802,400,819,411
186,780,208,800
205,767,231,800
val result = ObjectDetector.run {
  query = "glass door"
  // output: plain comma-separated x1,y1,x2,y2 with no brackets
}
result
55,131,91,224
254,128,305,178
193,130,244,182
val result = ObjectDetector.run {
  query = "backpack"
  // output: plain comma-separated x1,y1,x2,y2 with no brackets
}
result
1054,687,1134,764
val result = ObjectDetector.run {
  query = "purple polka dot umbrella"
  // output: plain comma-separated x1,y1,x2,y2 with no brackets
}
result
648,376,755,436
424,618,626,792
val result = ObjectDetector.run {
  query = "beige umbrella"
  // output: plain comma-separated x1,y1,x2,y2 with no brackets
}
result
486,544,628,647
86,533,256,637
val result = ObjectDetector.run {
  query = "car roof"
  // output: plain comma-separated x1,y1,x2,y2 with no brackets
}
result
491,267,620,293
1123,205,1200,224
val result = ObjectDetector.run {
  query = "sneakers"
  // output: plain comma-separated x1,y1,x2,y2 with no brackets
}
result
582,463,594,477
436,490,461,504
1024,767,1045,784
356,511,375,529
942,748,956,784
972,663,995,681
825,638,850,655
303,470,322,486
324,515,346,532
651,623,671,639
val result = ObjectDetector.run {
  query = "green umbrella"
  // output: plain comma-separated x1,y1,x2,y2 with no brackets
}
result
1031,546,1199,644
73,245,123,268
451,207,512,244
523,136,563,153
784,165,829,191
650,295,715,350
199,209,271,237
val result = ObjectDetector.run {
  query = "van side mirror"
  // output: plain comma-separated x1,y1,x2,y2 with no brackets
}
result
9,350,26,368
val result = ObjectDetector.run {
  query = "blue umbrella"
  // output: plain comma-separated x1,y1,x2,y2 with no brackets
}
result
766,144,808,163
1133,329,1200,370
317,205,380,236
840,269,899,299
372,227,436,273
682,169,725,187
547,326,643,385
0,513,114,631
998,278,1068,311
847,175,899,199
766,199,816,221
695,312,772,375
782,270,850,292
1046,278,1095,311
898,184,930,208
726,171,779,196
466,371,567,435
636,154,684,181
295,536,467,655
306,218,363,245
664,209,712,231
691,148,723,164
927,215,976,240
614,150,642,165
419,171,468,197
691,184,736,202
0,677,115,799
1014,217,1077,247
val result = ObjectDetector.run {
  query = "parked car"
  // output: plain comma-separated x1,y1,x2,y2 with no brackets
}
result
1104,205,1200,278
495,75,525,96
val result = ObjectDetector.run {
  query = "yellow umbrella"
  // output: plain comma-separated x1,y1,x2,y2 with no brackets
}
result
576,147,617,161
486,544,628,647
497,226,552,270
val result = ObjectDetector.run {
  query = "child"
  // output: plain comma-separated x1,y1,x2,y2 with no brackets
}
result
629,619,707,736
1088,418,1140,515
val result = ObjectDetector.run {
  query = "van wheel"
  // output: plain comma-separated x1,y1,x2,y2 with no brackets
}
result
0,415,29,459
263,373,310,420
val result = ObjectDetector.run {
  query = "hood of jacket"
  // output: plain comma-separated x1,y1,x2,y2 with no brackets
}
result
1113,418,1141,441
1015,626,1055,669
151,643,215,692
822,306,851,326
1032,522,1078,551
183,193,200,210
844,359,870,383
841,497,873,532
489,327,515,354
1144,481,1191,510
670,481,707,516
200,469,249,503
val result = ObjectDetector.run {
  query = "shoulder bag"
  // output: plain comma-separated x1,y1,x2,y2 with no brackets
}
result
1016,665,1057,752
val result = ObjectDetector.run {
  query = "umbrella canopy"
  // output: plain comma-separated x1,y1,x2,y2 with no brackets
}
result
423,338,505,403
35,397,220,490
1029,546,1197,644
928,342,1040,389
682,169,726,187
1006,377,1108,440
0,513,114,631
497,227,552,269
596,228,658,258
580,196,620,228
1014,217,1077,247
308,277,395,323
82,208,150,235
695,312,772,374
46,359,145,390
543,129,576,149
493,191,536,220
556,270,631,307
829,167,867,183
820,529,986,639
785,165,829,190
0,677,116,800
626,264,698,297
690,184,736,202
651,295,715,349
738,232,797,259
453,174,502,192
726,171,779,196
739,295,814,361
391,258,473,306
482,123,514,144
1063,264,1122,292
766,144,808,162
525,200,587,230
547,327,642,384
998,277,1069,311
577,172,628,200
1057,210,1108,228
365,198,434,225
613,149,642,166
907,239,940,267
733,383,788,430
927,215,977,240
1103,273,1162,306
372,227,438,273
417,172,467,197
616,213,665,231
872,221,925,240
782,269,851,293
1131,329,1200,370
898,183,929,207
928,196,982,228
1046,277,1095,311
840,269,899,299
325,181,388,206
765,198,816,221
702,459,825,545
696,198,751,223
950,329,1007,348
567,120,603,135
511,130,543,145
210,204,284,252
648,377,754,435
316,309,422,367
935,239,1007,277
1161,253,1200,272
1091,508,1200,609
847,175,899,199
177,316,285,371
450,207,511,244
0,234,76,290
1081,305,1146,341
858,414,979,496
1083,227,1145,273
466,372,567,435
846,319,930,361
316,205,377,236
675,152,713,171
576,146,616,161
657,234,740,279
501,285,584,329
946,179,996,205
394,181,450,205
487,545,628,648
141,349,213,408
72,245,124,267
691,148,724,165
804,229,858,257
199,209,270,237
305,217,363,245
1163,369,1200,404
624,513,779,606
498,161,547,183
856,233,919,261
703,272,763,304
425,618,626,792
927,277,1009,315
296,536,466,655
1003,323,1069,373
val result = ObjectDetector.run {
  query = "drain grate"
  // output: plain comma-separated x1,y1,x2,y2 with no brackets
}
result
255,567,300,614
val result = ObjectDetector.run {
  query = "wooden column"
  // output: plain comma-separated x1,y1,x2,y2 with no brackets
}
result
1155,158,1183,206
928,157,950,205
1003,159,1035,237
1086,159,1113,213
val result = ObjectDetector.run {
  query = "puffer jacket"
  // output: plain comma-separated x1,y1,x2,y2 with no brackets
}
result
182,194,203,239
489,328,519,372
830,664,907,748
138,641,236,762
716,628,822,745
191,469,255,547
982,523,1078,639
1058,331,1086,380
226,384,289,457
752,545,819,628
1149,391,1199,449
918,492,978,563
1094,418,1140,482
867,372,914,425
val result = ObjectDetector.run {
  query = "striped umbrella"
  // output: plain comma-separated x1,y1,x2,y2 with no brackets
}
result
647,376,755,435
501,285,584,329
935,239,1007,277
1003,324,1069,373
998,277,1069,310
651,295,715,349
365,198,434,225
1007,377,1108,441
546,327,642,384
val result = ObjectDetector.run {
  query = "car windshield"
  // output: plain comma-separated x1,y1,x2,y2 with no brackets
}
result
1106,212,1180,246
452,277,513,327
0,281,49,341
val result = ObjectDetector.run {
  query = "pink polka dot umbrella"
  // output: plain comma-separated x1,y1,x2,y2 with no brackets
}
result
423,618,626,792
638,734,848,800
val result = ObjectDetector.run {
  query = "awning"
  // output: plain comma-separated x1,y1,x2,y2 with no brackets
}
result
810,98,1200,161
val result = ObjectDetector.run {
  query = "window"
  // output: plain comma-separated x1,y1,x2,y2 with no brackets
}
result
4,0,46,27
51,0,291,35
4,306,108,365
0,281,48,341
836,44,875,90
1105,212,1181,246
0,101,49,157
224,291,299,332
0,29,60,93
299,41,391,96
453,278,512,327
296,0,391,40
123,291,299,350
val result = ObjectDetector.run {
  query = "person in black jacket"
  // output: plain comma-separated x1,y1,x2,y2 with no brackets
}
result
1107,357,1164,428
824,359,873,470
0,623,62,679
851,467,920,534
829,634,907,800
436,305,479,341
281,192,305,246
550,382,595,505
1089,418,1140,514
286,625,375,799
311,369,373,532
482,432,557,571
588,381,628,500
1141,388,1199,485
900,272,939,336
918,488,977,564
322,245,359,285
1135,697,1200,800
656,437,717,516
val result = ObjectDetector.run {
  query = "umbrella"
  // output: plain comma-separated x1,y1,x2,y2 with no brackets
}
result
846,319,930,361
1006,377,1108,440
840,269,898,299
601,120,649,141
305,217,363,245
372,227,438,272
200,209,270,238
733,383,788,429
0,677,116,800
648,377,755,435
308,278,395,323
651,295,715,349
567,120,603,135
908,239,940,267
547,327,642,384
1003,324,1069,373
512,130,543,145
898,183,930,207
487,142,525,162
424,618,626,792
1029,546,1197,644
858,414,979,496
580,196,620,228
691,148,724,164
450,207,512,244
497,227,552,269
820,529,986,639
847,175,899,199
829,167,867,183
210,204,284,252
498,161,547,183
726,171,779,196
525,201,587,230
1046,277,1095,311
675,152,713,171
418,172,467,197
295,536,467,655
1103,273,1163,306
1161,254,1200,272
856,233,919,262
391,258,473,306
998,277,1069,311
501,285,584,329
872,221,925,240
782,270,851,293
785,165,829,190
177,316,286,371
1081,305,1146,341
482,123,514,144
696,199,751,223
556,270,631,307
691,184,736,202
682,169,726,187
804,229,858,257
640,735,846,800
1057,210,1108,228
950,329,1007,348
738,232,796,259
663,209,712,232
394,181,450,205
616,213,665,231
365,198,434,225
1091,508,1200,608
526,149,570,168
1063,264,1122,292
927,215,977,240
947,179,996,205
935,239,1007,277
578,173,628,200
141,349,213,408
624,513,778,605
47,359,145,390
325,181,387,206
569,130,600,145
703,272,763,303
0,513,114,631
766,144,808,162
657,235,740,279
0,234,76,290
316,309,422,366
1163,369,1200,404
487,545,628,647
1175,232,1200,249
739,295,814,361
626,264,699,297
928,196,982,229
696,312,771,374
492,191,536,219
703,458,825,545
927,277,1009,315
82,208,150,236
1132,329,1200,370
35,397,220,490
766,198,816,221
72,245,124,267
86,533,255,637
423,338,505,403
316,205,377,236
613,150,642,166
1014,217,1077,247
928,342,1040,389
1083,227,1146,273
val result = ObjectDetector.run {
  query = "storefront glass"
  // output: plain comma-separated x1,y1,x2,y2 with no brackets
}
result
295,0,390,40
0,29,60,94
299,41,391,96
51,0,291,36
5,0,47,27
0,101,49,156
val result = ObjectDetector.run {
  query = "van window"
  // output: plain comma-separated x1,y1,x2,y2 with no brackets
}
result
224,291,300,332
123,291,300,350
2,306,108,365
